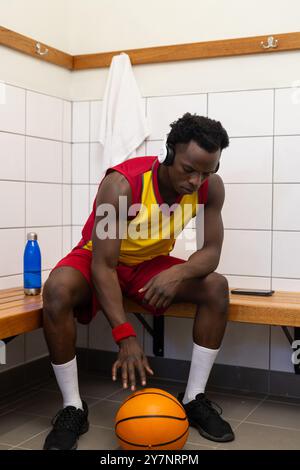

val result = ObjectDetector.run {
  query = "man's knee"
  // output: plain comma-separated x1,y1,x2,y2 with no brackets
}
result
43,277,74,322
201,272,229,312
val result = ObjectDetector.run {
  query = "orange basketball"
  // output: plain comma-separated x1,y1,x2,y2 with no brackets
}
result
115,388,189,450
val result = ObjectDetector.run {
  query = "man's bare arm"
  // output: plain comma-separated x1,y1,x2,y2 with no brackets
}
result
91,172,130,328
178,174,225,280
91,172,153,390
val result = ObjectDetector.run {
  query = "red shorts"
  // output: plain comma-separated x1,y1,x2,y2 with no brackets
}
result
51,245,185,324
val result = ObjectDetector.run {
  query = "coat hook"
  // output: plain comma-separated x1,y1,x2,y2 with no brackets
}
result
35,42,49,56
260,36,278,49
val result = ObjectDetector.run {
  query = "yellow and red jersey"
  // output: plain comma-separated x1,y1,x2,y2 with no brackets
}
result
79,156,209,266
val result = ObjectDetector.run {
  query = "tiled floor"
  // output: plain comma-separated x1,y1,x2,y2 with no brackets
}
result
0,373,300,450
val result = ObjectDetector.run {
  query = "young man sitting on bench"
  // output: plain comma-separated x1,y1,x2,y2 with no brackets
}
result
42,113,234,450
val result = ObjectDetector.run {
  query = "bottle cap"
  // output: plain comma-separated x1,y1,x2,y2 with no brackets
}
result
27,232,37,241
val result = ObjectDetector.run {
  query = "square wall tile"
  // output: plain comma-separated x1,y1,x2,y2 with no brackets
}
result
0,84,25,134
146,140,162,156
0,133,25,180
220,137,273,183
130,142,146,158
63,100,72,142
62,143,72,183
90,101,102,142
271,278,300,291
216,322,270,369
0,228,25,276
90,143,103,184
89,185,98,209
26,226,62,271
274,136,300,183
272,231,300,278
275,88,300,135
72,144,89,184
77,323,89,348
72,102,89,142
270,326,294,373
0,334,25,372
26,183,62,227
26,91,63,141
273,184,300,230
147,94,207,139
72,185,89,225
62,226,72,256
171,229,197,260
88,312,118,352
26,137,62,183
208,90,274,137
42,270,51,284
25,329,48,363
223,184,272,230
164,317,193,360
0,181,25,228
63,185,71,226
219,230,272,277
225,275,271,290
0,274,23,289
72,226,82,247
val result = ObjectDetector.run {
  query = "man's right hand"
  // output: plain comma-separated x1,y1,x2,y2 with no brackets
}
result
112,336,154,391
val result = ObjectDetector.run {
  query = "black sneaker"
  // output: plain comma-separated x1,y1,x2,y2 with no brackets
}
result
178,392,234,443
43,401,89,450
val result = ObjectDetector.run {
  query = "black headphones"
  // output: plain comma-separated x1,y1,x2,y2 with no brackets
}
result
158,138,220,173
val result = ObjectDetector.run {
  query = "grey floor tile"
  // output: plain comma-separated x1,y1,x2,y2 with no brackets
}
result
13,389,98,418
89,400,121,428
184,442,217,450
187,419,241,447
206,392,263,421
0,443,13,450
77,425,119,450
246,400,300,430
219,422,300,450
16,429,49,450
0,411,50,446
20,424,118,451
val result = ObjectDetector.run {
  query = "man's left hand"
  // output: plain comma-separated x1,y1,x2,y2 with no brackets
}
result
138,265,184,309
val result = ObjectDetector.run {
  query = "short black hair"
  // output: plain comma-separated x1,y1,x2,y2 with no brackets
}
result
167,113,229,153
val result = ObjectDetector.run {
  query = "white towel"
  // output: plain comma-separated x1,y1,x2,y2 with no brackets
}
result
99,53,150,174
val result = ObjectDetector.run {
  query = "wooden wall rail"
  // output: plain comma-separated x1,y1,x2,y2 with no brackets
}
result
0,26,73,70
1,26,300,71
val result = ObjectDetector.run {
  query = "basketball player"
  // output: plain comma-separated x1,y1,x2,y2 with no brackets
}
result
42,113,234,449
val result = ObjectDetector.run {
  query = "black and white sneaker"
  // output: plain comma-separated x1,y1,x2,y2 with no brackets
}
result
43,401,89,450
178,392,234,443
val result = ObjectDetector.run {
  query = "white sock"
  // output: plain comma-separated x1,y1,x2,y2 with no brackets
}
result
182,343,219,405
51,356,83,410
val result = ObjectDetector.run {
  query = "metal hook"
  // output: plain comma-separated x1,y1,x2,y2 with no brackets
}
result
35,42,49,56
260,36,278,49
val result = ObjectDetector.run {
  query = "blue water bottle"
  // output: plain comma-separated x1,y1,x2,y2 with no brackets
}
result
23,232,42,295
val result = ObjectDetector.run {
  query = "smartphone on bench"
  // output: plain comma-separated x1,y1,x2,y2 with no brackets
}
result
231,288,275,297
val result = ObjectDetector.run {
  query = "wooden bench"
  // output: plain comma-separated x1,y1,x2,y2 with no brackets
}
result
1,287,300,358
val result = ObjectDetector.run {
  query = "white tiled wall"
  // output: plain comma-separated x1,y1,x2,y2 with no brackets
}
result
0,84,72,372
70,88,300,374
2,83,300,378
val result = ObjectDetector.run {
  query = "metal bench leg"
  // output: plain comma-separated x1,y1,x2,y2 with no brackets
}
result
132,313,165,357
